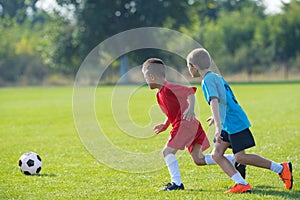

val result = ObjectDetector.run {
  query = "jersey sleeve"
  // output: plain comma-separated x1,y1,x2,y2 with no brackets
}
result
201,74,220,104
166,82,196,99
177,85,196,98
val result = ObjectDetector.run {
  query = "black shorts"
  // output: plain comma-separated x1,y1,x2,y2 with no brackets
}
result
221,128,256,154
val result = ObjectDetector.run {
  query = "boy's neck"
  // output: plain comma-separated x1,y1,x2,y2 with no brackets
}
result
156,80,166,89
200,69,211,78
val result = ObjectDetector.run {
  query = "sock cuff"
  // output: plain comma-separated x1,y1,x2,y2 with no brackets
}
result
231,172,248,185
270,161,284,173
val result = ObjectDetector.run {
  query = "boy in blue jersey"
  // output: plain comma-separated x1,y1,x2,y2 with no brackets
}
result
186,48,293,193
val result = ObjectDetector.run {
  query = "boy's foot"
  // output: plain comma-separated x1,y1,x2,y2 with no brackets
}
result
279,162,293,190
235,162,246,179
161,182,184,191
225,184,252,194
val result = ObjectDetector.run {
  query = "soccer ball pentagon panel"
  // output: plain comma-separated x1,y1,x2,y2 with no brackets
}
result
18,152,42,175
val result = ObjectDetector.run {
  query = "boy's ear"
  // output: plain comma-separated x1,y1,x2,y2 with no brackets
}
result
149,74,155,80
190,63,197,69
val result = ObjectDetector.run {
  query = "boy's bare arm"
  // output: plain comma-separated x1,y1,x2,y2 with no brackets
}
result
153,118,170,134
210,98,222,143
183,94,196,121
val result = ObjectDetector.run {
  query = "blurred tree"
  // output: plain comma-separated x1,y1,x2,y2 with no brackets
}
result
271,0,300,79
198,2,266,79
0,0,55,85
217,0,264,12
54,0,233,76
1,0,300,85
0,0,40,23
0,19,44,85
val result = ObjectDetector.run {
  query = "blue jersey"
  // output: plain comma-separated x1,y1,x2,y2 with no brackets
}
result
201,72,250,134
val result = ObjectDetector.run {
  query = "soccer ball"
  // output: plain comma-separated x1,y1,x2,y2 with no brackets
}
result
18,152,42,175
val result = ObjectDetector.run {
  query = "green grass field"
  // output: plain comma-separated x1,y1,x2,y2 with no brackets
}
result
1,84,299,199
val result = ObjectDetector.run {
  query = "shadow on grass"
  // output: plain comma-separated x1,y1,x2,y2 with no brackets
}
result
35,173,57,177
184,185,300,199
184,188,224,193
253,185,300,199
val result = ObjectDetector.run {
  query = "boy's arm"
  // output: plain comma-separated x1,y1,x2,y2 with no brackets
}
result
153,118,170,134
183,94,196,121
210,97,222,143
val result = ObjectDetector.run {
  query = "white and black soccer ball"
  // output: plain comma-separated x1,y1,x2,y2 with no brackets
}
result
18,152,42,175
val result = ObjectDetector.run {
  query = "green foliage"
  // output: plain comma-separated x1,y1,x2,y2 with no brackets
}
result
55,0,202,74
53,0,276,77
39,17,79,74
0,17,46,85
1,0,300,85
0,0,76,85
0,85,299,199
272,0,300,61
0,0,30,22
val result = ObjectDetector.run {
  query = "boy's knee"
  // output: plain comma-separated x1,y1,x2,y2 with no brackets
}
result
162,148,168,157
193,158,206,166
212,151,222,162
162,147,176,157
234,153,246,164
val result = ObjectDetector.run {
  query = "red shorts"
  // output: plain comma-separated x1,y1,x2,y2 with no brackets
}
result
167,120,210,152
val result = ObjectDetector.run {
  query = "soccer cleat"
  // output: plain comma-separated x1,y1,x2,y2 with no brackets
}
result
279,162,293,190
235,162,246,179
160,182,184,191
225,184,252,194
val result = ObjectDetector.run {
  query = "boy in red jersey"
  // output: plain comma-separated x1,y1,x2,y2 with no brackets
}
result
142,58,240,191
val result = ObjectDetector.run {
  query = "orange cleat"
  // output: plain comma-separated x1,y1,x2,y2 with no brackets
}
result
225,184,252,194
279,162,293,190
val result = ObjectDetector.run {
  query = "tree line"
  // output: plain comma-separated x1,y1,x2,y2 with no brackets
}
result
0,0,299,86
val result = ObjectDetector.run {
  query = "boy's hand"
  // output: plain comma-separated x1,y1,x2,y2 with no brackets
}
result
214,132,223,143
206,116,214,126
153,124,167,134
183,107,195,121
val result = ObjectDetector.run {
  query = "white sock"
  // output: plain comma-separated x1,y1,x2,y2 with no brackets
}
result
204,154,215,165
224,154,236,165
231,172,248,185
270,161,284,174
204,154,236,165
164,154,181,185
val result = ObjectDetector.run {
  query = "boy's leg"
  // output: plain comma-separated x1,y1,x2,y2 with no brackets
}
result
189,144,246,178
230,129,292,190
161,146,184,190
190,144,235,165
234,150,272,169
207,153,246,179
212,137,246,178
189,144,206,165
212,141,239,178
235,151,293,190
212,141,251,193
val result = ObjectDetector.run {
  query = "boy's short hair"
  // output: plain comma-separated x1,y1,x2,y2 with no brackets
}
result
142,58,166,78
187,48,211,70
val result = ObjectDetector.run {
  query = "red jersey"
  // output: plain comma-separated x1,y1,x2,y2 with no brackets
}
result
156,82,210,152
156,81,197,127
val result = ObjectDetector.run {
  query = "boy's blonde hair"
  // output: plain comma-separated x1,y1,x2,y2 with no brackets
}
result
187,48,211,70
142,58,166,78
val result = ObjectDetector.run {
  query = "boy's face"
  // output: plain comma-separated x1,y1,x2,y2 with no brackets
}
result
187,63,201,78
142,70,159,89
